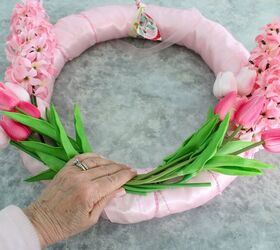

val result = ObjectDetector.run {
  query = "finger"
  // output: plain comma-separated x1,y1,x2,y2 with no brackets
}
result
89,188,126,224
92,168,136,199
86,163,130,180
81,157,115,169
67,153,102,166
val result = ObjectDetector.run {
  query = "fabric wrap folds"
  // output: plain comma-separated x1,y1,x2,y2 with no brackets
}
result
21,4,250,224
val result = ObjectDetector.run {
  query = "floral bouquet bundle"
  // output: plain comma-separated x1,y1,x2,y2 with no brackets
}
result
0,1,280,195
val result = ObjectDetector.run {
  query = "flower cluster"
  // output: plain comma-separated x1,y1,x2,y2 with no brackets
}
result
4,0,56,99
214,19,280,154
213,19,280,153
0,82,40,142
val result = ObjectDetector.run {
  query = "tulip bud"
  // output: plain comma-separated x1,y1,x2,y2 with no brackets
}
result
5,82,30,102
0,82,20,111
0,116,31,142
213,72,238,98
234,95,265,128
236,67,256,96
17,101,41,118
214,91,237,120
261,128,280,153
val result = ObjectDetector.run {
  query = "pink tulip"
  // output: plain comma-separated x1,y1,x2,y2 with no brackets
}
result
261,128,280,153
236,67,256,96
0,116,31,142
234,95,265,128
5,82,30,102
214,91,237,121
0,82,20,111
213,72,238,98
17,101,41,118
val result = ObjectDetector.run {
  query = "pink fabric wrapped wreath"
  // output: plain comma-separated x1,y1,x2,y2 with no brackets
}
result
17,4,251,224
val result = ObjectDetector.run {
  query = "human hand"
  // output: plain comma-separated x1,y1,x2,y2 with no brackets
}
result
23,153,136,248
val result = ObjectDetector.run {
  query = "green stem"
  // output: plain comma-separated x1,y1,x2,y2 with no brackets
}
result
134,153,192,181
127,158,194,185
223,125,242,144
231,140,264,155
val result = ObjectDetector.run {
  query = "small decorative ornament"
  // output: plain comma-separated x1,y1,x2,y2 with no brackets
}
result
129,0,162,41
0,0,280,224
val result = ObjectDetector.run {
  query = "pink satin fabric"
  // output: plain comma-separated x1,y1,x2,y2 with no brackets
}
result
21,5,249,224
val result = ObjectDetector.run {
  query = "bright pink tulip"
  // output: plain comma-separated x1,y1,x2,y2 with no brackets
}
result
214,91,237,120
234,95,265,128
261,128,280,153
17,101,41,118
0,82,20,111
0,116,31,142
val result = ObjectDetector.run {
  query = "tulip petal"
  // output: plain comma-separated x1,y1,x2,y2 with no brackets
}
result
5,82,30,102
213,71,238,98
236,67,256,96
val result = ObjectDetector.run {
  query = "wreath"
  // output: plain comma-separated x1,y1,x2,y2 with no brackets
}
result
0,0,279,224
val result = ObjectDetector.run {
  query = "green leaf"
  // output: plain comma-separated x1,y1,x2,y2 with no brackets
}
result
209,166,263,176
46,106,56,127
52,105,78,158
37,151,66,172
1,111,58,141
19,141,69,161
10,141,42,162
207,106,215,120
217,140,256,156
205,155,273,169
164,115,219,164
25,169,56,182
178,113,230,175
74,104,92,153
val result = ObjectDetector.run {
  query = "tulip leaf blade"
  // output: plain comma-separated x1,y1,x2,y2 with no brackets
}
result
164,114,219,164
205,155,273,169
1,111,58,141
10,141,42,162
19,141,69,161
74,104,92,153
46,105,56,127
51,105,78,159
25,169,56,182
209,166,263,176
178,113,230,176
217,141,256,156
36,151,66,172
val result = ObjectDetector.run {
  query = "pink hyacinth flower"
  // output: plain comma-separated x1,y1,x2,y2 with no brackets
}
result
0,116,31,142
214,91,237,121
262,128,280,153
0,82,20,111
234,95,265,128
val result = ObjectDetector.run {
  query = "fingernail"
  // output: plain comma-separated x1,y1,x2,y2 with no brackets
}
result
115,188,126,198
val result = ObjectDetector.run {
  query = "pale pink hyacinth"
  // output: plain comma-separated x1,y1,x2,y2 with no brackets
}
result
5,0,56,99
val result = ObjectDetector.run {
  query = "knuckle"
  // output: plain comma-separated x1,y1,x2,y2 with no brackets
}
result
106,175,117,184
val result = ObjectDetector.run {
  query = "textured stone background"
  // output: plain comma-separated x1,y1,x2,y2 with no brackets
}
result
1,0,280,249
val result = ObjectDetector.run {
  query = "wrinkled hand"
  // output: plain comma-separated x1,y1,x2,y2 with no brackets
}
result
24,153,136,248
